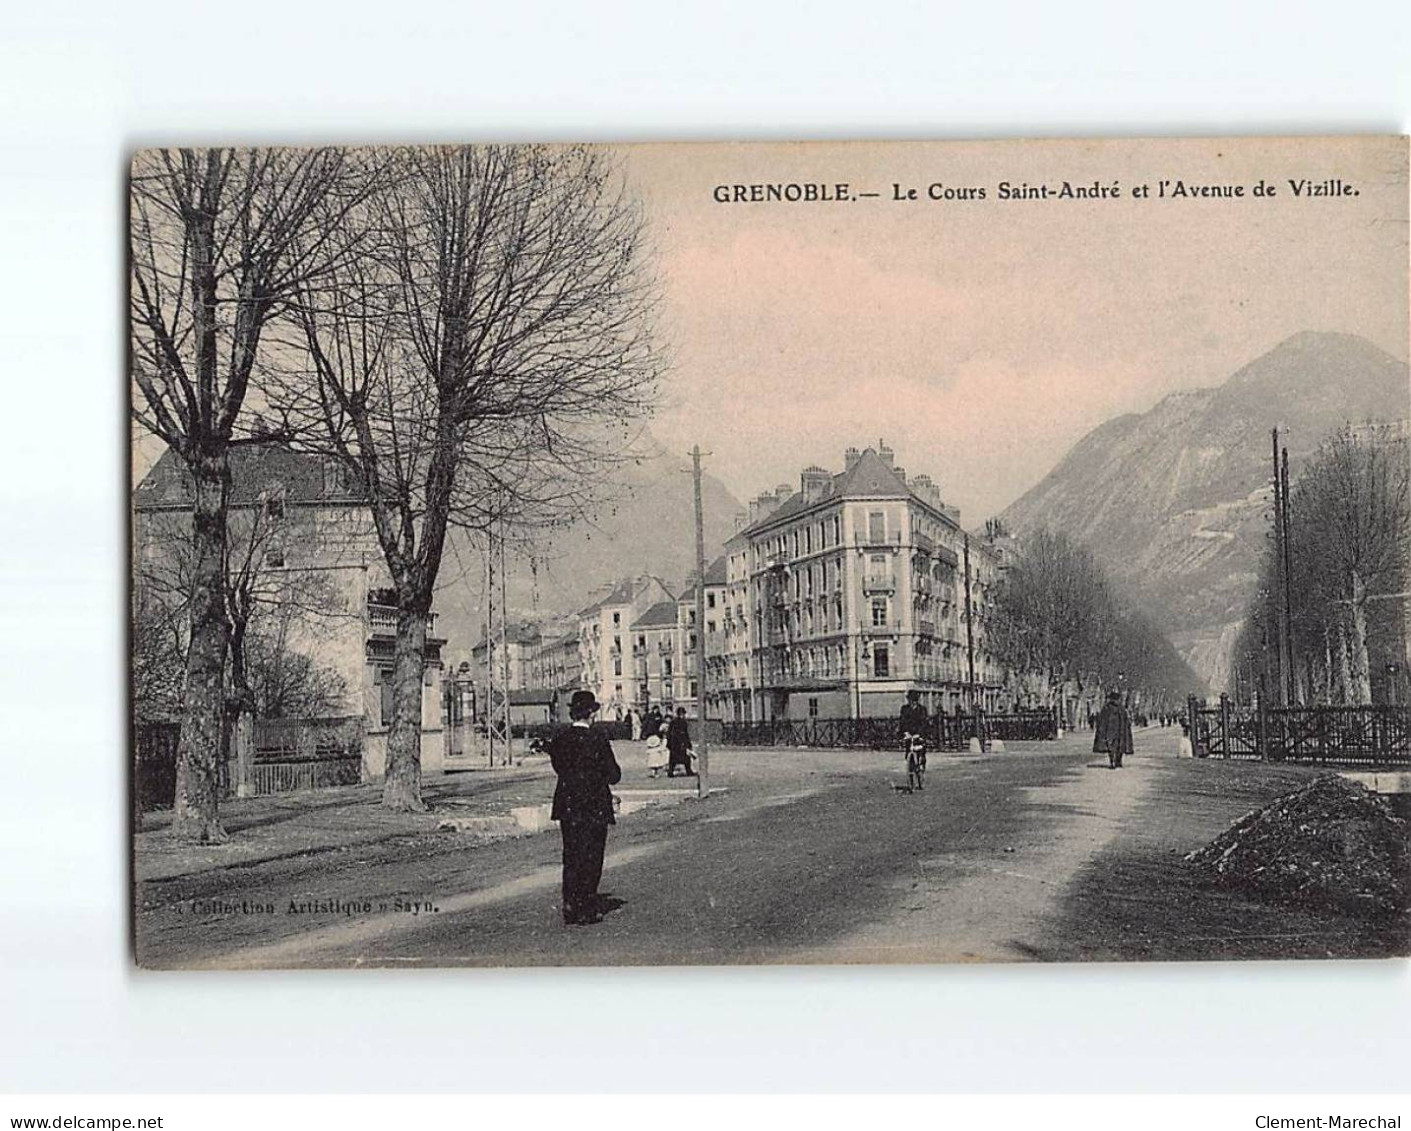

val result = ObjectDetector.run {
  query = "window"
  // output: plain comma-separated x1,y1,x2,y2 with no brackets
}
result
868,511,886,543
707,620,716,634
265,493,285,521
871,597,887,627
264,547,285,569
707,592,716,609
873,645,890,678
613,611,621,625
805,526,813,554
613,658,622,677
834,516,842,544
690,680,698,698
808,696,819,718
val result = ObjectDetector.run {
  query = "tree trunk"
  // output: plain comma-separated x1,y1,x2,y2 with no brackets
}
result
1334,617,1355,706
382,605,428,812
1350,571,1373,706
172,456,230,843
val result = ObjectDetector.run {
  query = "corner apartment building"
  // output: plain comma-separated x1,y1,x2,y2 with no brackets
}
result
705,442,1007,722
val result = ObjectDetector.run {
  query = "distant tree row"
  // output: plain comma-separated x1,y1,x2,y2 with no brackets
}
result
1231,425,1410,706
986,528,1203,716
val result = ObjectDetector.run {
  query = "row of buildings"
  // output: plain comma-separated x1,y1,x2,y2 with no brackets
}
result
475,442,1010,722
134,439,1012,777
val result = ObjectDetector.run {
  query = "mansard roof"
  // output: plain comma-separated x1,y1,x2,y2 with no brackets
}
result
738,446,917,536
133,442,368,510
633,600,679,629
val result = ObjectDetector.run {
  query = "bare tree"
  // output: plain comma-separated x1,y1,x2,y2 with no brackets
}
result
277,145,661,811
1236,425,1410,704
133,508,350,753
129,148,375,840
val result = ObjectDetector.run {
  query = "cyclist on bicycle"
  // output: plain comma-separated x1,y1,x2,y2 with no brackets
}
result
899,690,928,776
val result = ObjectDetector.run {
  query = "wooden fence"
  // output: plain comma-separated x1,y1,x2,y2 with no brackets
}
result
1187,695,1411,767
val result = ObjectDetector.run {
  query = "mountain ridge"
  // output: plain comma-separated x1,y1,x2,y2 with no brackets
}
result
1000,331,1410,691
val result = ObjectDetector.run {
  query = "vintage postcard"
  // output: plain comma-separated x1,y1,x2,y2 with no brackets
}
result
130,136,1410,969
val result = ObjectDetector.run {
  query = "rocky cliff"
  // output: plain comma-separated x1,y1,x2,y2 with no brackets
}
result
1001,332,1410,691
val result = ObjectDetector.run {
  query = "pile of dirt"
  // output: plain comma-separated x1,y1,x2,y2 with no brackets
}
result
1185,774,1410,918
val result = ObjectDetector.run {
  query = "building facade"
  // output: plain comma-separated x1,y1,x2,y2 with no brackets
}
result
576,575,675,719
132,443,447,778
706,443,1008,722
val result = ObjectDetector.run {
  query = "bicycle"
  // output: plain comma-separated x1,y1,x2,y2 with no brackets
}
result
903,731,927,793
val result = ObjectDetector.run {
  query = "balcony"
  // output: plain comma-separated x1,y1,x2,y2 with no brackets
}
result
860,619,894,636
368,603,438,638
918,619,937,637
914,531,935,555
856,525,903,548
862,573,895,594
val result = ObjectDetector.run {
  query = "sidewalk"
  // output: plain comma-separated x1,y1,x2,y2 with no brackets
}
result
135,740,700,883
135,758,559,883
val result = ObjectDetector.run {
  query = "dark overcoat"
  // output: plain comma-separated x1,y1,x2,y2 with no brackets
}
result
549,725,622,825
899,701,928,736
666,717,692,756
1092,702,1134,756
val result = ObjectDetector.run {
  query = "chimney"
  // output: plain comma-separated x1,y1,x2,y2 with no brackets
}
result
911,473,940,507
800,465,831,503
877,440,894,468
775,483,792,501
893,466,906,484
844,447,861,471
755,490,783,521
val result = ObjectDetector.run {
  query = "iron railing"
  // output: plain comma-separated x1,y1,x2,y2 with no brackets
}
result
1187,695,1411,766
720,710,1058,751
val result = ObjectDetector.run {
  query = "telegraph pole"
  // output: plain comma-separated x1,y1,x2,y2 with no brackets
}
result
964,533,977,710
483,536,495,766
691,445,710,800
1271,427,1289,706
1281,445,1297,706
499,525,512,765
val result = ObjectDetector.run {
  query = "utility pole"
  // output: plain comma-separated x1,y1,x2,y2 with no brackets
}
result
483,536,495,767
1271,427,1289,706
691,445,710,799
964,533,977,711
500,525,513,765
1281,445,1297,706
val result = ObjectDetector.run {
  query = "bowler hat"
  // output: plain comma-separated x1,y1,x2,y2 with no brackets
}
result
569,690,601,718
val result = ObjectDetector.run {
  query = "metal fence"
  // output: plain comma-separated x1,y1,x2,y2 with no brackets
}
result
134,716,365,810
1188,695,1411,767
720,710,1058,751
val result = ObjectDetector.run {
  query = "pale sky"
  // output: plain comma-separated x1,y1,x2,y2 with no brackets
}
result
626,137,1409,524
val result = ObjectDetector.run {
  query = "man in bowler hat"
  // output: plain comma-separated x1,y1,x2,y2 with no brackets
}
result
548,690,622,925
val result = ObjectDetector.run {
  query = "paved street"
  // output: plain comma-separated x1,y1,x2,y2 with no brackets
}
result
136,728,1221,969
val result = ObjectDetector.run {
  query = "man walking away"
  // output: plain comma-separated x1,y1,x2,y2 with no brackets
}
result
666,706,694,777
549,690,622,925
1092,690,1134,769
